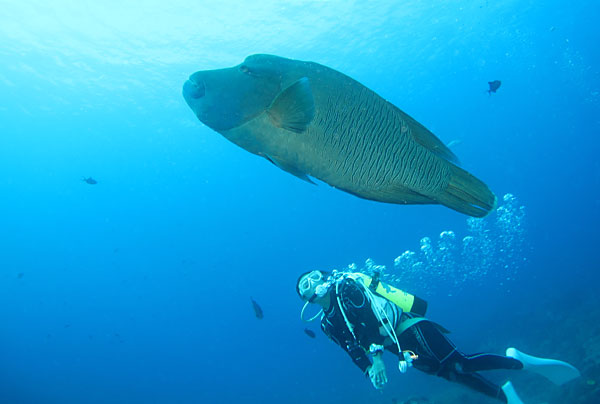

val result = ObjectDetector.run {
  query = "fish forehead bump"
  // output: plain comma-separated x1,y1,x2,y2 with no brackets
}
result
242,54,311,82
183,54,313,133
184,55,292,131
243,53,295,67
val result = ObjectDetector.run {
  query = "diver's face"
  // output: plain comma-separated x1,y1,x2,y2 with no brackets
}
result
298,271,326,302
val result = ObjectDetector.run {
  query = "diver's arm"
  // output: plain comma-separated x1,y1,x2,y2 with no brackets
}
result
344,341,372,374
322,321,372,373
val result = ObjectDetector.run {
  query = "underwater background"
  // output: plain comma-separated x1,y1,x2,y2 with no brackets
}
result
1,1,599,403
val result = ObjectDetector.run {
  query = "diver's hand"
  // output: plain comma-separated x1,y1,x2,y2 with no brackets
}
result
399,351,416,373
368,354,387,390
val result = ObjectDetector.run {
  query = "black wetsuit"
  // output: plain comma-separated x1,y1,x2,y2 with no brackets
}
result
320,277,522,403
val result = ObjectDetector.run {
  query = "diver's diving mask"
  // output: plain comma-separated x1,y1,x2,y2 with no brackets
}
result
299,271,333,322
298,270,324,298
298,270,341,322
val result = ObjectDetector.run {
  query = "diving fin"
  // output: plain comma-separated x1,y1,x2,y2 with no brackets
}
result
506,347,581,385
267,77,315,133
501,381,525,404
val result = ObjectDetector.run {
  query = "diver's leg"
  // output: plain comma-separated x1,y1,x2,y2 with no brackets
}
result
400,318,524,403
459,352,523,372
397,316,450,374
405,319,457,363
452,371,508,402
439,363,509,403
405,321,521,373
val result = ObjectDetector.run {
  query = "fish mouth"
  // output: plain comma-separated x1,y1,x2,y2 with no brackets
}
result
183,79,205,99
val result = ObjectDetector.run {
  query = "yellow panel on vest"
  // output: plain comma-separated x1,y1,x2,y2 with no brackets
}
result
353,273,416,313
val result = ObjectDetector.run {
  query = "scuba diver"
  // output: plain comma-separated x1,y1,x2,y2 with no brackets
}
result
296,269,580,404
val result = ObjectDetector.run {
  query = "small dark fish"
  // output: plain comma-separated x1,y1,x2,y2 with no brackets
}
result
303,328,316,338
250,297,263,319
487,80,501,94
82,177,97,185
17,272,24,279
64,324,71,328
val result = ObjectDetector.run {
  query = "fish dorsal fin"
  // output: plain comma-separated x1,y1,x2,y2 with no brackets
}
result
265,153,316,185
397,109,460,165
267,77,315,133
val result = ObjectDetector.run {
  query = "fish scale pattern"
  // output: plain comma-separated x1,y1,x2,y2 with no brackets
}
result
309,80,447,197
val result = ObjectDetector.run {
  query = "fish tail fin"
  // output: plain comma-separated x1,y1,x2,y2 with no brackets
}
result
436,164,497,217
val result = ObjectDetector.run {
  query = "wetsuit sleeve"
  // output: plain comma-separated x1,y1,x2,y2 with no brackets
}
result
345,342,372,374
321,321,372,374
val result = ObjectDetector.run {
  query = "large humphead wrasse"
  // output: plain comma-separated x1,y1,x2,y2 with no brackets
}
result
183,54,496,217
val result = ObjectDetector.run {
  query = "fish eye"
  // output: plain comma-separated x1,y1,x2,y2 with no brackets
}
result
239,64,262,77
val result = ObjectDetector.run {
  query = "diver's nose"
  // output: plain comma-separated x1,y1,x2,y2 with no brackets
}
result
184,79,205,99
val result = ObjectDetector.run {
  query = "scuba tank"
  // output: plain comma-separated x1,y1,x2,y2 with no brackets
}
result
351,272,428,316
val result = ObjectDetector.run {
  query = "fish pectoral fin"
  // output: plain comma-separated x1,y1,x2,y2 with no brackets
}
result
395,108,460,165
265,153,316,185
267,77,315,133
446,139,462,148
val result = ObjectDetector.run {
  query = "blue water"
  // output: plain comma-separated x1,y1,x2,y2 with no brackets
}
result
1,1,599,403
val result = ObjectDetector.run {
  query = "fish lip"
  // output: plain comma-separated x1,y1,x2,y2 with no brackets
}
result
183,78,205,99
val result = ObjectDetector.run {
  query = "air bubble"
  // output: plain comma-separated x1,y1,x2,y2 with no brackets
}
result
332,194,528,297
